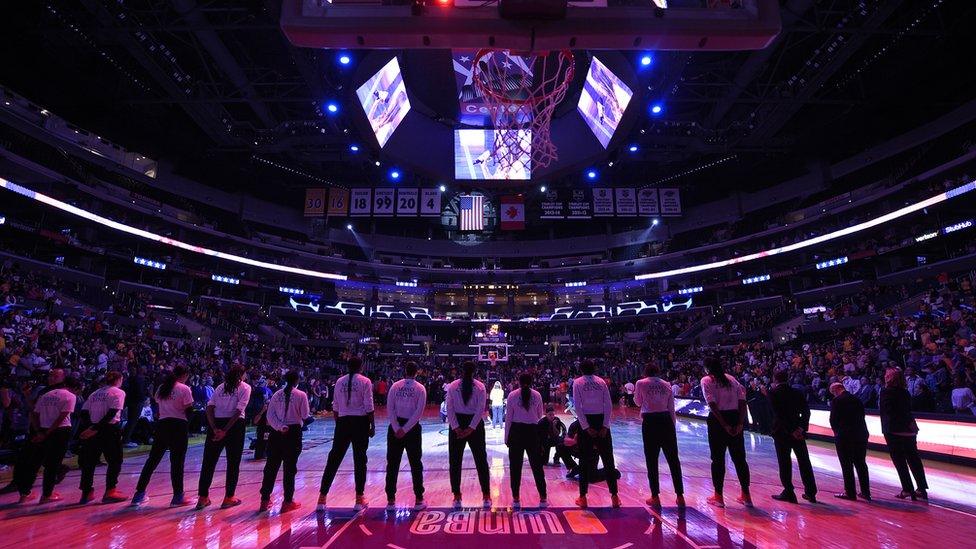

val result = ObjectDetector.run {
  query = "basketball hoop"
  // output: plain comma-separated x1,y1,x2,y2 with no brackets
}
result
472,49,575,171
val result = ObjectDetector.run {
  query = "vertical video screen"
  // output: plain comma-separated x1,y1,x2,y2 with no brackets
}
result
356,57,412,148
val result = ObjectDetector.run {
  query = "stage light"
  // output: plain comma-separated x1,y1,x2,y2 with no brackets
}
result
326,102,339,114
640,54,653,66
439,184,446,192
586,170,598,180
629,145,638,152
390,169,401,181
652,218,659,226
374,160,381,167
678,286,703,295
279,286,305,295
540,185,547,192
742,274,770,285
349,144,359,152
815,256,849,270
338,53,351,66
133,256,166,270
347,223,353,230
211,274,240,285
650,103,664,115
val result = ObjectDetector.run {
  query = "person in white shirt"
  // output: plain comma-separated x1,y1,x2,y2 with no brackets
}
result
15,369,76,504
571,359,620,509
489,381,505,430
318,356,375,512
197,366,251,510
700,357,752,509
78,371,128,505
259,370,310,513
446,361,491,510
132,365,195,507
385,361,428,511
634,362,684,508
505,373,547,510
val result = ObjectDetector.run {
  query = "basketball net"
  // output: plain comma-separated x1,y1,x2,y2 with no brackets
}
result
472,49,575,170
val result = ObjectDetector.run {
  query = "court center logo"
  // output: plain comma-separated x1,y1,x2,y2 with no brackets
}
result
409,510,607,535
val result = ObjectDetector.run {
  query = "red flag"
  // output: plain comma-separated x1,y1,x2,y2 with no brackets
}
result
500,195,525,230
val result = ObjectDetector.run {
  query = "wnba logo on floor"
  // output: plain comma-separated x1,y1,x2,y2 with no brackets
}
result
409,510,609,535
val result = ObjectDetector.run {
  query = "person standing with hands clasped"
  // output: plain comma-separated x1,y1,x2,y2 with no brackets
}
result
318,357,375,512
78,371,128,504
15,369,75,504
259,370,310,513
768,368,818,504
446,361,491,510
828,382,871,501
385,361,428,512
505,373,548,510
701,357,752,509
572,359,620,510
197,366,251,510
634,362,684,508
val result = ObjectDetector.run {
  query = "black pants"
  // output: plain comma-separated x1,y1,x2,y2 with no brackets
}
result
509,422,547,499
835,437,870,497
554,444,579,469
884,434,928,491
578,414,618,497
15,427,71,496
123,403,142,443
448,414,490,496
642,412,684,496
320,415,370,495
79,424,123,492
260,425,303,501
198,418,245,498
136,418,188,494
254,422,270,460
706,410,750,495
773,433,817,496
385,419,424,501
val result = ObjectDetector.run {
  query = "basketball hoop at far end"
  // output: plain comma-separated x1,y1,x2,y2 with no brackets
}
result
472,49,575,171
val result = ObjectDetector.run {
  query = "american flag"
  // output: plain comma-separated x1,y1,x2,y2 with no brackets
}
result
459,194,484,231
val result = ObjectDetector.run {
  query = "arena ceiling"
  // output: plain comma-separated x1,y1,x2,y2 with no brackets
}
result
3,0,974,209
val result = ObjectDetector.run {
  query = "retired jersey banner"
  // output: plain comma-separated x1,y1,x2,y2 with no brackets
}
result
659,188,682,215
396,188,419,216
615,188,637,216
303,188,325,217
540,189,564,219
592,187,614,217
326,187,348,216
350,188,372,216
373,188,395,216
420,188,442,217
500,195,525,230
567,189,591,219
637,188,659,216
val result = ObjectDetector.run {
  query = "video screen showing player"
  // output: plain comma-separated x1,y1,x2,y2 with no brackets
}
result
577,56,634,148
356,57,411,148
454,129,531,180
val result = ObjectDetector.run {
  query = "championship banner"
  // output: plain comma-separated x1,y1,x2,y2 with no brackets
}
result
500,195,525,230
373,188,395,216
567,188,591,219
592,187,614,217
396,188,419,216
303,188,325,217
637,188,659,216
615,188,637,216
326,187,348,216
660,188,682,215
540,189,564,219
350,188,372,216
420,189,442,217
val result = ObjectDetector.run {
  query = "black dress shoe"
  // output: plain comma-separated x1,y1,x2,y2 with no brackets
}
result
895,490,916,501
914,489,928,501
834,493,856,500
858,493,872,502
801,493,817,504
772,492,798,503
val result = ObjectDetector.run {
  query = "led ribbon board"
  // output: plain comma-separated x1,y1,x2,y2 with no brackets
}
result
635,181,975,281
0,178,347,281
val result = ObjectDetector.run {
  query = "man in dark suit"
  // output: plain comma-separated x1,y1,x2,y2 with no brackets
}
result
829,382,871,501
768,369,818,503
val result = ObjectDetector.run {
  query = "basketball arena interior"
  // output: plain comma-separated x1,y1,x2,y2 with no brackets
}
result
1,1,976,548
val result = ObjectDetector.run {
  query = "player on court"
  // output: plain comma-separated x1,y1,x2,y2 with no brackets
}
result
132,365,194,507
446,361,491,510
197,365,251,509
572,359,620,509
505,373,548,510
701,356,753,508
15,369,76,504
634,362,685,508
385,361,428,511
318,356,375,512
78,371,128,504
259,370,310,513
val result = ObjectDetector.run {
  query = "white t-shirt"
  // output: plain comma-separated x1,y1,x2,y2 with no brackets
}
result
83,386,126,424
634,377,676,421
36,387,76,429
951,387,975,412
333,374,374,417
701,374,746,411
572,375,612,430
388,378,427,432
446,378,487,430
504,388,544,441
208,382,251,419
156,382,194,420
266,387,311,431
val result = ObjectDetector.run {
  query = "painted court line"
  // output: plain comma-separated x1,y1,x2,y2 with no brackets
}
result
320,509,366,549
360,524,373,536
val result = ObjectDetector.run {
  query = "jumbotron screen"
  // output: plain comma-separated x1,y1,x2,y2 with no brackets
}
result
356,57,411,148
453,129,532,180
577,56,634,148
